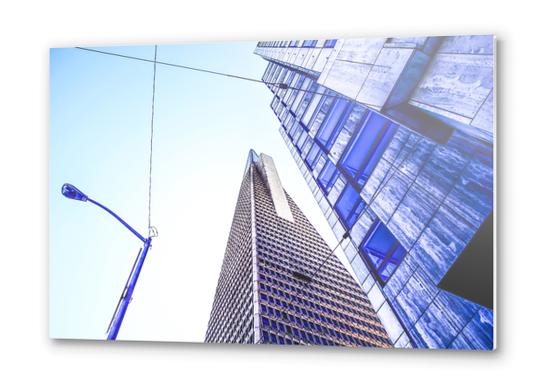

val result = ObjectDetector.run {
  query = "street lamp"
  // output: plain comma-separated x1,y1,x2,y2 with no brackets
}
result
61,183,153,340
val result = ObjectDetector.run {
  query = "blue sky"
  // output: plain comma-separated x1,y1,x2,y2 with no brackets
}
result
50,42,348,342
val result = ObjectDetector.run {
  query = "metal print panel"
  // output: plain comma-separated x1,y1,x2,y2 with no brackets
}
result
50,35,495,349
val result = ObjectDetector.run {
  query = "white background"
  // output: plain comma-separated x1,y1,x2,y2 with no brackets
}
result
0,0,540,382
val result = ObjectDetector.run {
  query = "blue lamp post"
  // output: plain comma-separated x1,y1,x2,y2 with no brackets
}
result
61,183,153,340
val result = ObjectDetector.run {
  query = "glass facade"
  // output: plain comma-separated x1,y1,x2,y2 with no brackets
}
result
255,36,494,350
205,151,391,347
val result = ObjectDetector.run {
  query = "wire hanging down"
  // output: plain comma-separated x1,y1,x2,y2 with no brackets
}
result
75,47,350,100
147,45,158,239
255,231,350,345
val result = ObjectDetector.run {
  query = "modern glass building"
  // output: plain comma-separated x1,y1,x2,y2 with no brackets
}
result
205,150,391,347
254,36,495,349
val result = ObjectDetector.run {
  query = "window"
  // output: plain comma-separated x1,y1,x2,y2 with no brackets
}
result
327,174,346,206
301,137,314,158
335,184,366,228
316,160,338,194
324,39,337,48
291,124,303,143
301,91,324,127
307,92,335,137
296,131,308,152
291,78,312,113
339,111,397,188
296,82,319,116
284,71,295,86
312,154,327,176
302,40,317,48
287,121,299,139
315,98,351,150
329,104,367,162
360,220,406,283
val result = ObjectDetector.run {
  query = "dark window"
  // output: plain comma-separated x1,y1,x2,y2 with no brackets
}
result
360,220,406,283
324,39,337,48
305,144,321,170
315,98,351,150
302,40,318,48
317,160,339,194
335,184,366,228
339,111,397,188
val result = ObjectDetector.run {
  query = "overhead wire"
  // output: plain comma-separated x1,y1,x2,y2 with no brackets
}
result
254,231,350,345
75,46,350,99
78,45,358,344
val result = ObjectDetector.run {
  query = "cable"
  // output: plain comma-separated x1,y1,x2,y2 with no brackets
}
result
76,46,271,84
306,231,350,282
147,45,158,238
255,231,350,345
74,47,348,99
76,45,366,344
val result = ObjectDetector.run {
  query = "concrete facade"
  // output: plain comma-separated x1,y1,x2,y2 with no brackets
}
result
254,35,495,349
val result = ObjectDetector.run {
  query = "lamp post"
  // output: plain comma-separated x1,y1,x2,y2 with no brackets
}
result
61,183,153,340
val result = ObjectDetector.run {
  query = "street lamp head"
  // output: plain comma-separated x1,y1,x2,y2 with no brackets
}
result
61,183,88,202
